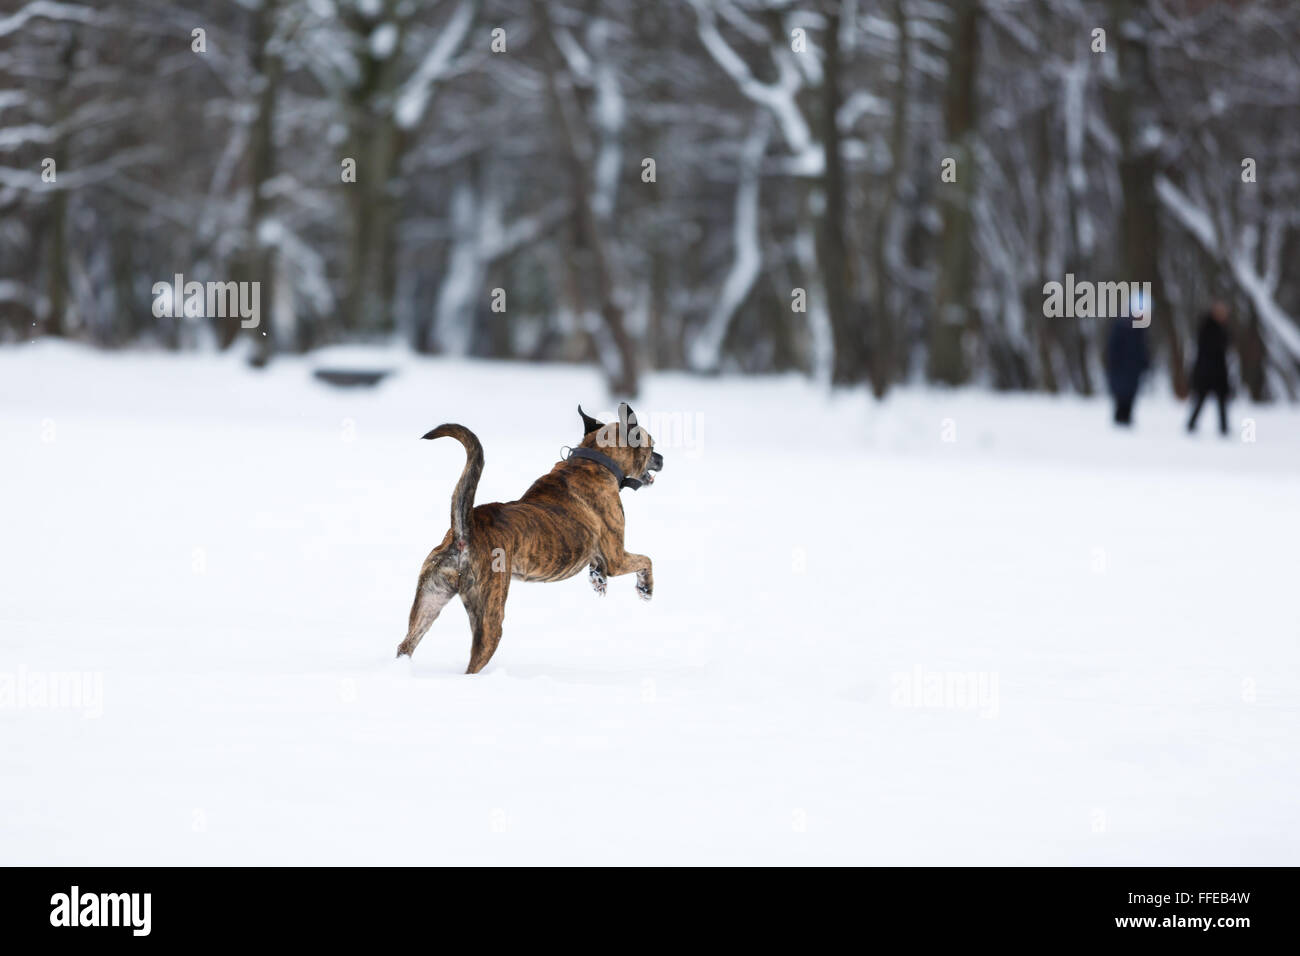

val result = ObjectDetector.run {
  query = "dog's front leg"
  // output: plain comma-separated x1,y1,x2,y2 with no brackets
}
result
588,560,607,596
606,550,653,601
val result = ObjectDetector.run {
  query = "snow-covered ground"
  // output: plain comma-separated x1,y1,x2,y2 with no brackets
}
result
2,341,1298,865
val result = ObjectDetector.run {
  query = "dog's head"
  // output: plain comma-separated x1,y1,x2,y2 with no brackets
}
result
578,403,663,486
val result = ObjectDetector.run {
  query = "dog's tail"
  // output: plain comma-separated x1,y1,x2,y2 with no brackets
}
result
421,424,484,549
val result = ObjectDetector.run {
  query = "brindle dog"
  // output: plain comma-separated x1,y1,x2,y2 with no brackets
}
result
396,403,663,673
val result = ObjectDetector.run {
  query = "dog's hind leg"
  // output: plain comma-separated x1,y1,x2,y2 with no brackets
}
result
396,577,456,658
464,573,509,675
396,550,459,658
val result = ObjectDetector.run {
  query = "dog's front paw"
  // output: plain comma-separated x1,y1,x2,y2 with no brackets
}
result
589,563,607,596
636,570,653,601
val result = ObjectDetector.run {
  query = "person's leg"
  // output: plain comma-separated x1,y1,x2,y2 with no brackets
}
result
1187,389,1206,430
1115,395,1133,425
1216,387,1229,435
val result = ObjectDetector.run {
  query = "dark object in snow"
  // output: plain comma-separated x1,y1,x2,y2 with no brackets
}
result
1105,317,1151,427
313,368,393,388
1187,305,1233,435
1190,311,1231,394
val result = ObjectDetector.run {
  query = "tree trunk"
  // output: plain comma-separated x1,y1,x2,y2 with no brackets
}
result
533,1,638,396
869,0,910,398
342,121,400,336
929,0,980,385
230,0,281,363
1105,0,1185,396
340,5,405,338
1238,308,1267,402
819,8,861,386
44,31,76,338
433,172,484,355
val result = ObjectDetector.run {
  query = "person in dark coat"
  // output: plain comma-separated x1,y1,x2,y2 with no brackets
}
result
1187,301,1232,435
1105,310,1151,426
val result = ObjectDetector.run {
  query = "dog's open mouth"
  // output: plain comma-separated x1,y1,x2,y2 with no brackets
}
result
641,450,662,486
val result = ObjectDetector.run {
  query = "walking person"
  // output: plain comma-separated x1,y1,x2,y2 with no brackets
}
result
1187,301,1232,435
1105,309,1151,427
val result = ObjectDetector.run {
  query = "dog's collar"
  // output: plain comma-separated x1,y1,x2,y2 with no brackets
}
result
563,446,643,490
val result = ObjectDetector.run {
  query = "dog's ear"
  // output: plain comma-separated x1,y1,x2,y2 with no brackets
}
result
619,403,646,447
578,405,602,436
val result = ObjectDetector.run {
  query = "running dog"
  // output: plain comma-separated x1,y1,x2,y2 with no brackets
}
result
396,403,663,673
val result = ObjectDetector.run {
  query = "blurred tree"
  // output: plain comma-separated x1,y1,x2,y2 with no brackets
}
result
0,0,1297,404
929,0,979,386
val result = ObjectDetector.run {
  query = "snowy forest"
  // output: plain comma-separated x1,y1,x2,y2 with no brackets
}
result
2,0,1298,400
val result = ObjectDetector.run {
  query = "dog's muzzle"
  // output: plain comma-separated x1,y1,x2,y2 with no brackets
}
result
642,451,663,485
